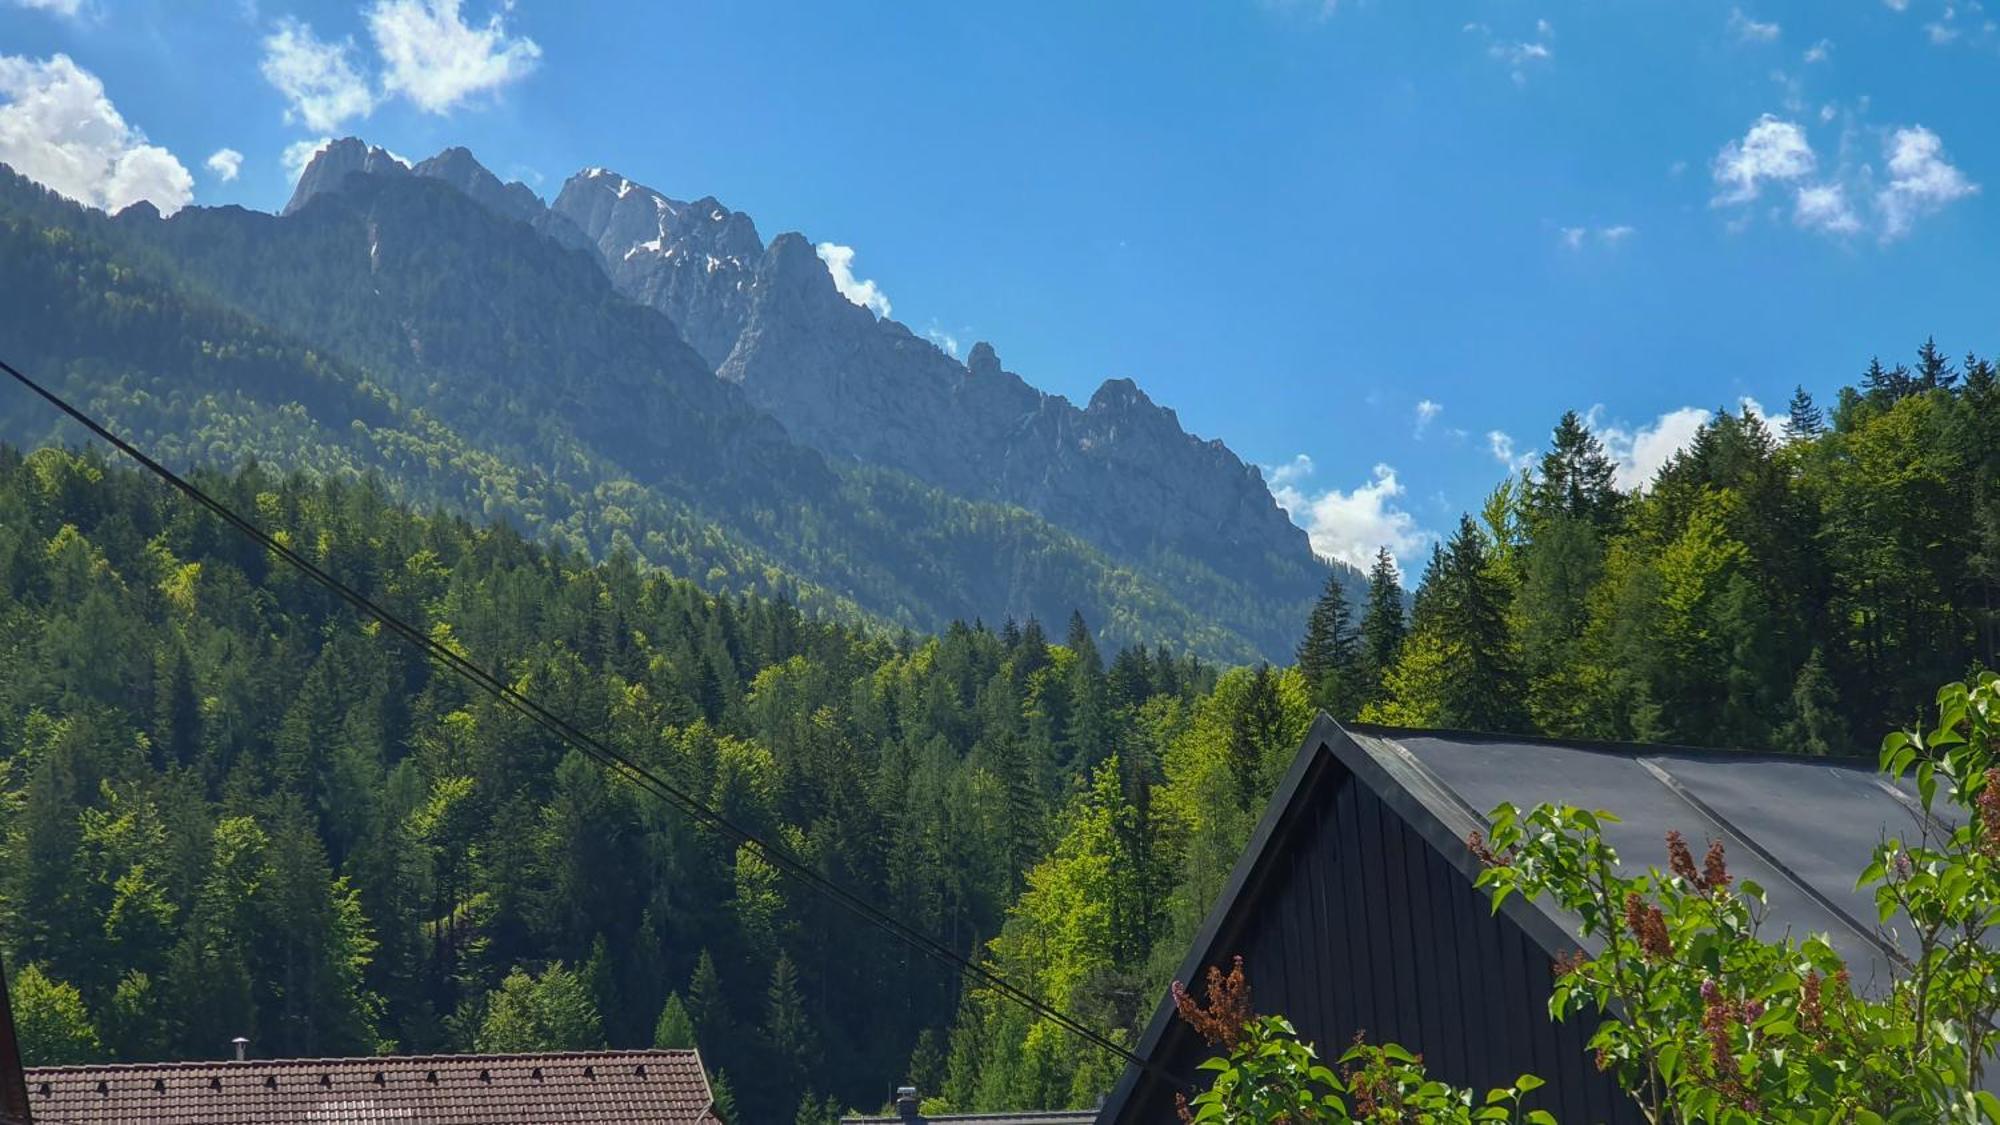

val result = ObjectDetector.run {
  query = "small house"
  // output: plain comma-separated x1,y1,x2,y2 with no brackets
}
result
1099,718,1924,1123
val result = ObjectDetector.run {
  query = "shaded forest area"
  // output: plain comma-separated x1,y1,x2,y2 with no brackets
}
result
5,335,1998,1123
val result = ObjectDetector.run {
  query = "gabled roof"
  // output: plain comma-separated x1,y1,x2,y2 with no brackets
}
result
24,1048,719,1125
1100,718,1929,1123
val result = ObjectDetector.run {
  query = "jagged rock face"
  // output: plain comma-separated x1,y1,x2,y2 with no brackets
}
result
283,138,409,216
410,147,594,254
550,169,764,369
286,139,1330,610
718,235,1312,586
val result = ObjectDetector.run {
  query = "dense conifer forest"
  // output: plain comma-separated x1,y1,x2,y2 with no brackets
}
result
4,337,1996,1121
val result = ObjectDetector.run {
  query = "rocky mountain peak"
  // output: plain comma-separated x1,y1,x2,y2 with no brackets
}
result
283,138,408,216
966,341,1003,380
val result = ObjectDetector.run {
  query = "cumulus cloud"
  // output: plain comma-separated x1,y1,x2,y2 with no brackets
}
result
1712,114,1815,205
368,0,541,115
1585,399,1765,491
1268,457,1431,571
1414,399,1442,436
1794,182,1860,233
1729,7,1782,41
0,53,193,215
815,242,892,318
925,325,960,358
281,136,333,183
1883,0,1910,9
10,0,85,15
1804,38,1833,63
1877,125,1977,239
205,147,243,182
261,18,375,133
1486,430,1537,472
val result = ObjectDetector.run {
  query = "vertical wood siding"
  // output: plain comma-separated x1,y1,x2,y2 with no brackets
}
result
1112,760,1641,1124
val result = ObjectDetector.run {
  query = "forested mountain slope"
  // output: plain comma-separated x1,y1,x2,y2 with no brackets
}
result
0,445,1312,1123
0,163,1303,661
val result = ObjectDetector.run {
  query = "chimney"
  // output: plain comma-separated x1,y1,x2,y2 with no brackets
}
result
894,1085,920,1122
0,958,30,1125
231,1038,250,1063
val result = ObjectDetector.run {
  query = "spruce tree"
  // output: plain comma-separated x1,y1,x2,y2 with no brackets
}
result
653,992,696,1049
1915,335,1957,389
1295,571,1358,713
1533,410,1620,529
1357,547,1407,706
1783,384,1825,440
1433,516,1529,733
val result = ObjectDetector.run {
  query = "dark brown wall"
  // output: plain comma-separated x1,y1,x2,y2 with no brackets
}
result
1113,758,1640,1124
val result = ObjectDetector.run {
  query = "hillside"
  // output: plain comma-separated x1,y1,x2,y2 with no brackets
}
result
0,156,1346,662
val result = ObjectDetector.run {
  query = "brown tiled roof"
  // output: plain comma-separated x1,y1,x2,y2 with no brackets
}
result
24,1048,719,1125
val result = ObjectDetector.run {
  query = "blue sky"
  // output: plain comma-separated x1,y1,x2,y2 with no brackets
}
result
2,0,1996,575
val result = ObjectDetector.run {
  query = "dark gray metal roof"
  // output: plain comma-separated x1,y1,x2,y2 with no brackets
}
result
1345,725,1929,992
1099,719,1938,1124
840,1104,1096,1112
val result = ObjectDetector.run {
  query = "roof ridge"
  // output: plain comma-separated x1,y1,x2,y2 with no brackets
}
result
25,1048,701,1075
1342,720,1875,765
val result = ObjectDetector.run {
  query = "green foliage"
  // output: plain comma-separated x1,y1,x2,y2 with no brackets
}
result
1349,349,2000,755
10,963,104,1065
653,992,696,1049
474,962,606,1053
1180,1014,1549,1125
0,445,1227,1119
0,165,1340,666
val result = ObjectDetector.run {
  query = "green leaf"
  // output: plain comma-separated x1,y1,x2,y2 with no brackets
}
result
1515,1073,1545,1093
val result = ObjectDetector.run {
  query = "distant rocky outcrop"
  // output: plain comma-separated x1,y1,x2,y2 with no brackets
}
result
277,141,1348,654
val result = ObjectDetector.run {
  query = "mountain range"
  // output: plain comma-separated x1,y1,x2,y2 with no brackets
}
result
0,138,1354,661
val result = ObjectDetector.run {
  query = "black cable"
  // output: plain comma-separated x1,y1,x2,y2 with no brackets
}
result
0,355,1185,1088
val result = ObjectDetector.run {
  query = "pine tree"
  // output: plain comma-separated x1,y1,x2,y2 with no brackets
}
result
1915,335,1957,389
1863,357,1914,403
653,992,696,1049
710,1069,740,1124
1783,385,1825,441
1432,516,1529,733
764,953,817,1113
1357,547,1407,706
1533,410,1620,529
1776,648,1848,756
1295,572,1358,713
686,949,729,1052
1228,665,1285,812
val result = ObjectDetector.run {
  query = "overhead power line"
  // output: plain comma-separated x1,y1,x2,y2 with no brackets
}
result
0,355,1181,1088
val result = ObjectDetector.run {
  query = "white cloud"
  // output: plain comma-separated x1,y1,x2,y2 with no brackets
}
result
1795,182,1861,233
1804,38,1833,63
1585,400,1764,491
205,147,243,182
1559,224,1636,249
11,0,85,14
1925,20,1960,43
1414,399,1442,436
1711,114,1815,205
1729,8,1782,42
261,19,375,133
1486,430,1536,472
1469,19,1554,85
1267,456,1430,571
815,242,892,318
926,325,960,358
1877,125,1977,239
0,53,193,215
1883,0,1910,9
282,136,333,183
367,0,541,115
